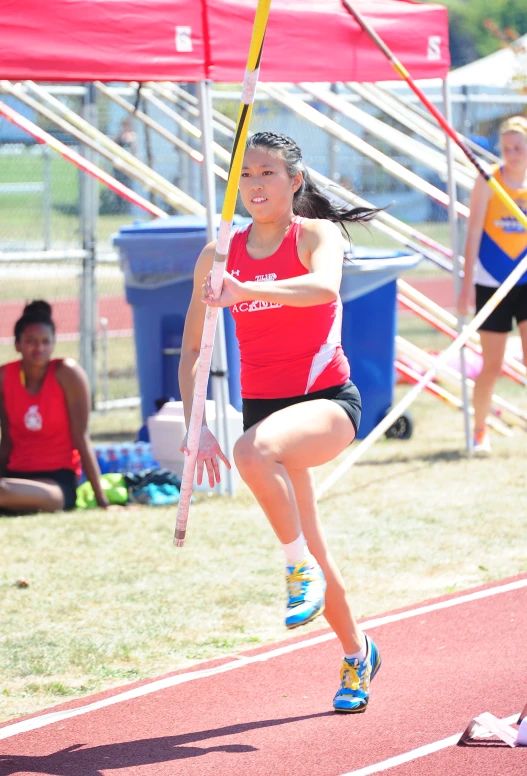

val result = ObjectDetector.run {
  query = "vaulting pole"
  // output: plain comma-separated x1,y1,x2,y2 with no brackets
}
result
174,0,272,547
342,1,527,234
312,3,527,500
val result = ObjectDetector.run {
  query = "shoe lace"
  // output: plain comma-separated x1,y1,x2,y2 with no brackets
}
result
286,562,315,599
340,660,366,692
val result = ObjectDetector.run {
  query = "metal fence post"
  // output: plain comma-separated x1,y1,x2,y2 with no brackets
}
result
42,144,52,250
79,83,99,404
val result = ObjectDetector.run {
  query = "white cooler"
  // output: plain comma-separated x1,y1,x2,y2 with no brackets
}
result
147,400,244,494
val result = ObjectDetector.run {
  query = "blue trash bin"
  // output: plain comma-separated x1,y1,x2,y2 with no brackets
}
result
340,248,421,438
113,215,246,420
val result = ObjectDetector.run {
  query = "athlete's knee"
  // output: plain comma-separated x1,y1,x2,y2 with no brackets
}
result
0,478,9,500
233,435,274,477
478,358,503,380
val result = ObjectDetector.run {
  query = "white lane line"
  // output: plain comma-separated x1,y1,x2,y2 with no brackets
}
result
1,577,525,741
339,714,520,776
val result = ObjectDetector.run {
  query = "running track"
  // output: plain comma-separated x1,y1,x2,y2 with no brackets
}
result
0,277,457,341
1,575,525,776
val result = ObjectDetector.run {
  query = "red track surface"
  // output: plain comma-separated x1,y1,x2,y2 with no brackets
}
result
1,575,525,776
0,277,456,341
0,297,132,341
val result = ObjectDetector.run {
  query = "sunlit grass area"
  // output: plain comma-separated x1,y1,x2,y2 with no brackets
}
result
2,381,526,722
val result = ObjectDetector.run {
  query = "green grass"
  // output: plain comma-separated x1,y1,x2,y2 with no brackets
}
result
0,150,145,247
1,377,526,722
0,269,125,303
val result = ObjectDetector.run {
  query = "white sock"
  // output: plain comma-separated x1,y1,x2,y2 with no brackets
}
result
282,532,309,568
345,633,367,663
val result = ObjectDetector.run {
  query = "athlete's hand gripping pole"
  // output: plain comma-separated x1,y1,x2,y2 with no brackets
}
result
342,0,527,234
174,0,272,547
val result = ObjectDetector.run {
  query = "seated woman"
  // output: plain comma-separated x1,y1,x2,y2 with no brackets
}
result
0,300,108,514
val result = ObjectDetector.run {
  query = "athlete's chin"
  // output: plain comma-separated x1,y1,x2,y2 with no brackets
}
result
247,206,278,222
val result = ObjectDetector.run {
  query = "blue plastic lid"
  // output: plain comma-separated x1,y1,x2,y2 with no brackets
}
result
347,247,412,260
116,214,249,236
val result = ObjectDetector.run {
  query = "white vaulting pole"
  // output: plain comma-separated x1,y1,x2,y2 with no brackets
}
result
316,242,527,500
174,0,272,546
198,78,232,498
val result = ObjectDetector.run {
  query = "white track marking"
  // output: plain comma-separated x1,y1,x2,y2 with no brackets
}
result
1,578,525,741
339,714,520,776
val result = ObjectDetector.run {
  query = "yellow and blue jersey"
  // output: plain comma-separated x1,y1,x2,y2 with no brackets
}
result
479,165,527,285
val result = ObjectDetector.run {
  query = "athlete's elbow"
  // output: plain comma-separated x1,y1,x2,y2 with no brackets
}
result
318,286,339,303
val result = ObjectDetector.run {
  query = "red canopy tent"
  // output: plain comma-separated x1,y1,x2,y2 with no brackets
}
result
0,0,452,438
0,0,449,83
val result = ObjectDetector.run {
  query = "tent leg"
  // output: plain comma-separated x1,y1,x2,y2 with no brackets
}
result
198,79,234,496
79,83,98,407
442,77,472,455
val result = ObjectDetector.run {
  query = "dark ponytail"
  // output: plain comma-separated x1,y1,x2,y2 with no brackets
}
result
14,300,55,341
246,131,380,236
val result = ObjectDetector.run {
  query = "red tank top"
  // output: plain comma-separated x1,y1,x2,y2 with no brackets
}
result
227,217,350,399
3,359,80,473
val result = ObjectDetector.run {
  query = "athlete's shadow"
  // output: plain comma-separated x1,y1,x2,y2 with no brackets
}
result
0,712,333,775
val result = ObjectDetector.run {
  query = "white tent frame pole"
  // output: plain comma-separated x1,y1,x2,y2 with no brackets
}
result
198,79,233,497
443,76,472,454
79,83,98,404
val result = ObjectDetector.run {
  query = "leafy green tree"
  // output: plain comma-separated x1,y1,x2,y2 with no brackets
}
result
429,0,527,66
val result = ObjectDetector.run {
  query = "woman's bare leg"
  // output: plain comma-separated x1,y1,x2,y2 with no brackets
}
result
473,331,508,432
0,477,65,513
287,467,363,654
518,320,527,372
233,400,355,545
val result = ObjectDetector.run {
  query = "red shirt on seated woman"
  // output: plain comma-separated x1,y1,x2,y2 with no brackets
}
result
0,300,108,513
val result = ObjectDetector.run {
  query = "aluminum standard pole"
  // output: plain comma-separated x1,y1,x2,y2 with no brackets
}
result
443,77,472,454
79,83,98,404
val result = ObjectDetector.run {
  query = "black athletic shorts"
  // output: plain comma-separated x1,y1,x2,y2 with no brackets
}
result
476,283,527,333
242,380,362,435
5,468,78,511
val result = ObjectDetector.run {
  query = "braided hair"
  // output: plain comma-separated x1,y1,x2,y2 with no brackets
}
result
14,300,55,341
245,131,379,236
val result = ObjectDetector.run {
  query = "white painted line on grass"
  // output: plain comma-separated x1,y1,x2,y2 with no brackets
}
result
339,714,520,776
1,577,525,741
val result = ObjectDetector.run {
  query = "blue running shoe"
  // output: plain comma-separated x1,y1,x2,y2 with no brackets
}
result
333,633,382,713
285,559,326,630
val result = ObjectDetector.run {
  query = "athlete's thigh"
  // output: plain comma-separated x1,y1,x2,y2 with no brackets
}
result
478,330,508,372
0,477,65,512
246,399,356,469
518,319,527,364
